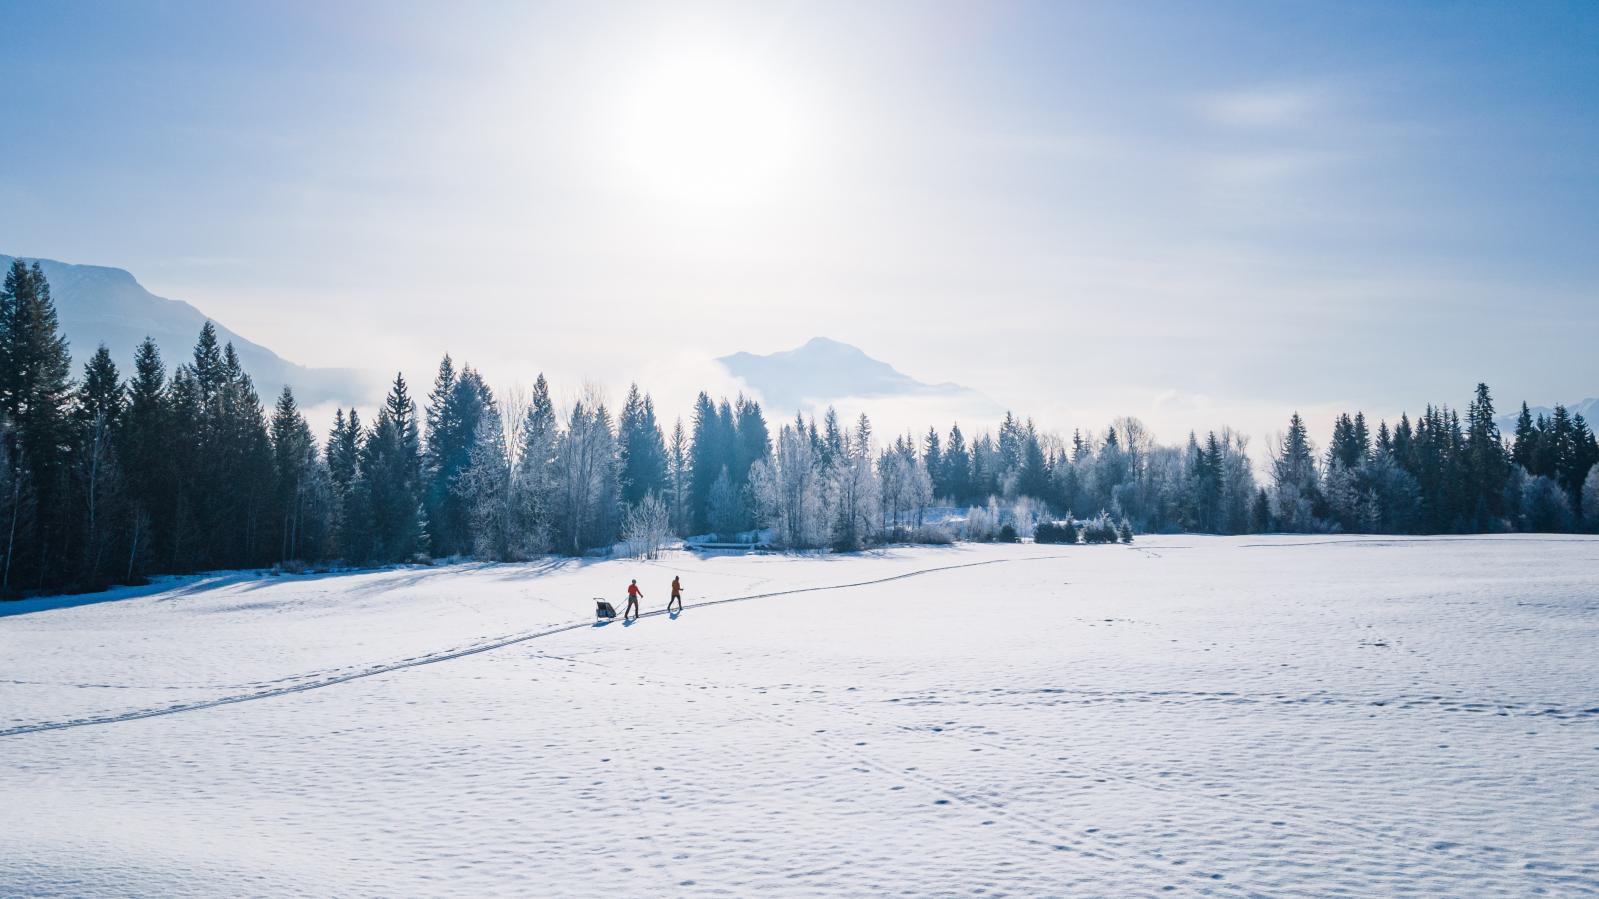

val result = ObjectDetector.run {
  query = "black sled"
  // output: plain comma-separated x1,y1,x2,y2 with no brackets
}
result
595,599,618,621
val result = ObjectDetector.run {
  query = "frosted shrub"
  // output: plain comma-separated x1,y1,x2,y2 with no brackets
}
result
1520,475,1574,533
890,524,954,545
1584,465,1599,533
1009,497,1043,539
1034,519,1078,544
964,497,1002,542
1080,511,1119,544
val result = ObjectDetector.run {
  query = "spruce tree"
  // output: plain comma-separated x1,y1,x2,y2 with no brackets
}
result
72,345,126,583
511,374,558,554
1463,383,1510,527
118,337,169,576
270,386,316,562
922,427,943,499
1511,402,1537,472
688,392,721,534
0,261,75,592
943,424,970,504
618,384,669,506
358,373,426,562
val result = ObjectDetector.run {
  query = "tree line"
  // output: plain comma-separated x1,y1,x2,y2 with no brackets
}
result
3,260,1597,595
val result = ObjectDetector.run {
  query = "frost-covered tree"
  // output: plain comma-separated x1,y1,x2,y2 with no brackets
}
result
552,389,619,554
510,374,558,556
1582,465,1599,533
453,385,516,560
826,417,880,550
750,423,827,549
877,433,933,535
665,417,690,536
621,492,672,559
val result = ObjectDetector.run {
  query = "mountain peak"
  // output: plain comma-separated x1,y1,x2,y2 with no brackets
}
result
717,337,995,416
2,253,374,407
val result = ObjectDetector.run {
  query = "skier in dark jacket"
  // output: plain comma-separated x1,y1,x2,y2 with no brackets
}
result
667,575,684,613
624,579,643,621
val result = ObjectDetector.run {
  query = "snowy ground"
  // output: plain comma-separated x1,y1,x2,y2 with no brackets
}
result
3,536,1597,897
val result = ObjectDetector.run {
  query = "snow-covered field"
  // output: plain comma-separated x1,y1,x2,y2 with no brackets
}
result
3,536,1597,897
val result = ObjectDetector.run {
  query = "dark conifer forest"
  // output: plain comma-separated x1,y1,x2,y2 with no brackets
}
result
3,260,1596,595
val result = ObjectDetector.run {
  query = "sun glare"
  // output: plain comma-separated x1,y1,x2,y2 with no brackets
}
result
613,48,801,206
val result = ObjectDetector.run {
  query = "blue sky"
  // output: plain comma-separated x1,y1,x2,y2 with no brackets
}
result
1,1,1595,442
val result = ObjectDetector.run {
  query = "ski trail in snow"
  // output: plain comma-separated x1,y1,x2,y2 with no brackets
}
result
0,556,1065,739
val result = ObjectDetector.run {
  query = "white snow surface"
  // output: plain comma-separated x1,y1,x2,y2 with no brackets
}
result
3,536,1597,897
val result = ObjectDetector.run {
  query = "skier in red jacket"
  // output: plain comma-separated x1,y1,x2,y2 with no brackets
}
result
623,579,643,621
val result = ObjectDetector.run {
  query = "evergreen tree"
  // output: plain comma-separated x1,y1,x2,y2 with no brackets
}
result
424,357,492,557
821,407,845,467
617,384,667,506
942,424,970,504
71,345,127,582
732,395,771,490
1463,383,1510,527
688,392,721,534
665,416,690,535
118,337,169,577
356,373,426,562
510,373,559,555
1564,413,1598,519
922,427,943,498
0,261,74,592
1017,421,1050,501
269,386,320,562
1511,402,1537,472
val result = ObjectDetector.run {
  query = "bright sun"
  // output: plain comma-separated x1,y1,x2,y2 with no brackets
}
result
614,49,800,206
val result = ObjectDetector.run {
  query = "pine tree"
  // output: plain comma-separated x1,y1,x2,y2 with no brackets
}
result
732,395,771,491
1563,413,1598,519
1462,383,1510,527
1018,421,1050,501
821,407,844,467
922,427,943,498
73,345,126,582
269,386,319,562
510,374,559,556
618,384,668,506
0,261,75,592
943,424,970,504
1511,402,1537,472
688,392,721,534
666,416,690,536
424,356,491,557
356,373,426,562
118,337,169,576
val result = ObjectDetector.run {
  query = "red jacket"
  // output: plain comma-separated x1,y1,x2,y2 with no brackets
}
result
627,584,641,598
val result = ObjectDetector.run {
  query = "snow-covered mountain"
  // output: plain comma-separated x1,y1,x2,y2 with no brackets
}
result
1,254,373,406
717,337,998,415
1495,398,1599,433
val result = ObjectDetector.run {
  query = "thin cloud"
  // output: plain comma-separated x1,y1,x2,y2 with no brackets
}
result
1195,86,1325,129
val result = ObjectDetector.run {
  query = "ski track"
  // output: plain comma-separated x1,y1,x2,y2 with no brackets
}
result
5,537,1597,896
0,557,1055,739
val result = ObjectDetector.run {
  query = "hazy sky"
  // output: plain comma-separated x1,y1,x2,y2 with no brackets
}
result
2,1,1595,445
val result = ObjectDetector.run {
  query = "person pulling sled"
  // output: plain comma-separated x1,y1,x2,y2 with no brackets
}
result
623,579,643,622
667,575,684,613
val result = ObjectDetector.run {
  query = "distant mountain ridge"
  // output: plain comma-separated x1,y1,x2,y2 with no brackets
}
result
717,336,998,415
2,254,372,406
1495,398,1599,435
